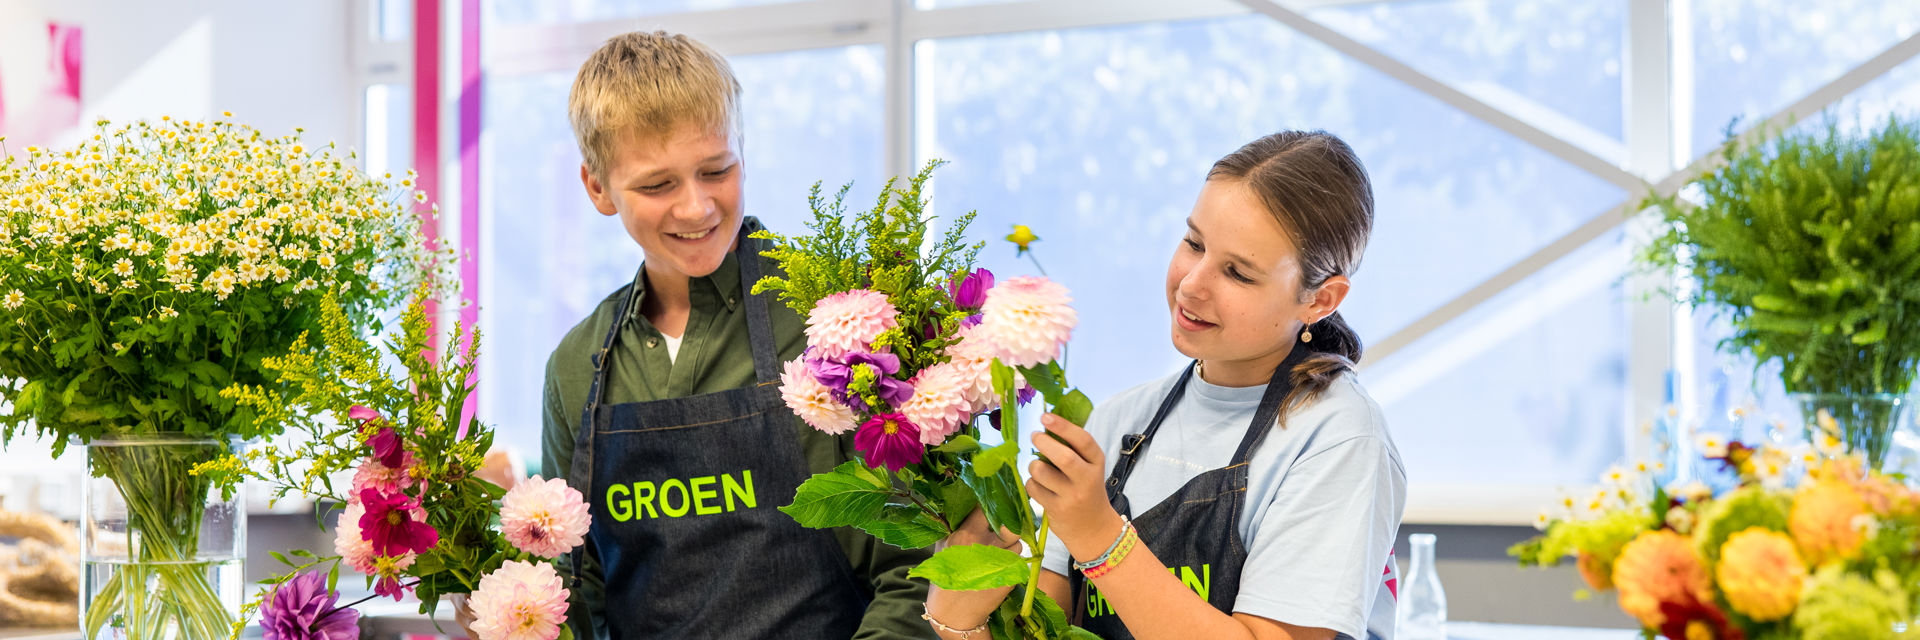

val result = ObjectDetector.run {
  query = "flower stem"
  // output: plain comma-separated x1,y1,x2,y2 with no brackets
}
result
1021,514,1049,619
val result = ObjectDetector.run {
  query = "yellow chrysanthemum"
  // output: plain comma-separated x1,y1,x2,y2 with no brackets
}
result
1790,480,1868,567
1612,531,1711,628
1715,528,1805,621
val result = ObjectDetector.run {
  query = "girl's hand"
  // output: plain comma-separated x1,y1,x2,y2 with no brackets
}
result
939,507,1023,554
1026,413,1125,554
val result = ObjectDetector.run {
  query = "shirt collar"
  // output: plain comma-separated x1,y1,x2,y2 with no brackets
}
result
622,217,761,325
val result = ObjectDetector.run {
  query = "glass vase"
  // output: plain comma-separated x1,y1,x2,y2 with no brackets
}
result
1794,393,1907,472
80,434,244,640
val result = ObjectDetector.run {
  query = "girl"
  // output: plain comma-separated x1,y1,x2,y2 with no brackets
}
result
925,131,1406,640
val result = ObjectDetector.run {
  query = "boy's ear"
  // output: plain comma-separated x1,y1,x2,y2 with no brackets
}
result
580,163,618,216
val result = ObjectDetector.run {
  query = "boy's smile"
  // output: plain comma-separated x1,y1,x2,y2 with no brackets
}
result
582,126,746,284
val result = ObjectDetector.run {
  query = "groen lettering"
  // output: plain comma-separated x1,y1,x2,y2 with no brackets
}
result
723,470,756,510
607,471,758,521
1087,585,1113,618
607,484,632,522
691,476,721,515
660,479,690,517
1175,564,1212,602
631,481,659,520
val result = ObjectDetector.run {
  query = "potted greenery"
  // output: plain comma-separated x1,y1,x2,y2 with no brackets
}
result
1644,116,1920,470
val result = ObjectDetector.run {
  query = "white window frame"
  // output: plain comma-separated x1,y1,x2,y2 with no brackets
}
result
352,0,1920,524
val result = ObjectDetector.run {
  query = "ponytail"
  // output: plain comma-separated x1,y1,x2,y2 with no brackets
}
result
1283,310,1362,418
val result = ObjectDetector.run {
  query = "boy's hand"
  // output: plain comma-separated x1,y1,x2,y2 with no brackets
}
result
939,507,1022,553
451,593,480,639
1026,413,1125,556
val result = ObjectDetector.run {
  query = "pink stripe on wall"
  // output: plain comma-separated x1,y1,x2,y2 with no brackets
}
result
460,0,481,333
413,0,443,336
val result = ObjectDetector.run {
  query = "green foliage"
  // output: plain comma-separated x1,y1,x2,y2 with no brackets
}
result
910,544,1031,590
1692,486,1791,566
1510,507,1658,569
750,160,983,372
780,460,894,529
1643,116,1920,396
217,288,530,631
0,116,452,460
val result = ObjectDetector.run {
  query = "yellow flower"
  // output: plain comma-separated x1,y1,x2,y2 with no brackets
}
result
1716,528,1804,621
1005,224,1039,255
1790,480,1869,567
113,258,134,277
1612,531,1711,629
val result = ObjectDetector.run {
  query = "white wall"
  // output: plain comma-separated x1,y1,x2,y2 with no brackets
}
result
9,0,356,149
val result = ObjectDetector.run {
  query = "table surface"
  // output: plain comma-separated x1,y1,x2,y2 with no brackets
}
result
0,619,1647,640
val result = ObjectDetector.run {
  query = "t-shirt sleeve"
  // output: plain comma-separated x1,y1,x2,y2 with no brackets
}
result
1234,435,1405,639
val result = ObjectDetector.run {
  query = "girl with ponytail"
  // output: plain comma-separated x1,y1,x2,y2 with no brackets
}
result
926,131,1406,640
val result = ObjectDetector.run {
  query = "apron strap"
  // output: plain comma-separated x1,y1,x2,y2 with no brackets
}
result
584,275,640,416
734,227,783,385
1229,344,1314,465
1104,361,1196,513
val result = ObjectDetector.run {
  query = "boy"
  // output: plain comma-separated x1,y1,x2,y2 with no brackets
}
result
536,31,932,639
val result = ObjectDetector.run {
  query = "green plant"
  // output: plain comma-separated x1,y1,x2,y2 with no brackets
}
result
1642,116,1920,398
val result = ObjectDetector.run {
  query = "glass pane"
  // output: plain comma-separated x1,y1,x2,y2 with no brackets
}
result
1314,0,1628,164
486,0,811,25
375,0,410,42
1367,230,1629,487
1687,0,1920,160
479,46,884,461
363,84,413,179
917,16,1627,412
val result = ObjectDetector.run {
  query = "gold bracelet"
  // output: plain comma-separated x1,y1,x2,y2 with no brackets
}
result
922,604,988,639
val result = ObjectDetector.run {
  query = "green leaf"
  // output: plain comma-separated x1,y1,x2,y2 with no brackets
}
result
933,434,981,455
990,360,1015,398
1029,585,1072,636
936,479,980,532
961,461,1031,536
268,551,294,567
857,505,949,550
973,441,1019,478
1053,389,1094,427
1019,364,1065,402
779,461,893,529
908,544,1029,590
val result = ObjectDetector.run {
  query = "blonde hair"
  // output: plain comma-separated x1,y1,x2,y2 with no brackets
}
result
568,31,742,181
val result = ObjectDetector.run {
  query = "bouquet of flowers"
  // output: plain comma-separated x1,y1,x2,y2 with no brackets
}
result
754,161,1096,639
203,289,590,640
1511,414,1920,640
0,115,448,639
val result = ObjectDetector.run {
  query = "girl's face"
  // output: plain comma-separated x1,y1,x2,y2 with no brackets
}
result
1165,179,1340,379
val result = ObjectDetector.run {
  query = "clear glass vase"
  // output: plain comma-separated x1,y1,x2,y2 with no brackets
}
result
1793,393,1907,472
81,434,245,640
1396,533,1446,640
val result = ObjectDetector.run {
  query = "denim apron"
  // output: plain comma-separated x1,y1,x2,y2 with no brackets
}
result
567,235,867,639
1070,346,1311,639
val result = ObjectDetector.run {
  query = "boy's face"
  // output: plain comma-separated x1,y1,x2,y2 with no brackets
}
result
582,126,745,283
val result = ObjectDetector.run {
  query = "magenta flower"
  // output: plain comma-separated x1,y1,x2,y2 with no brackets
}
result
855,413,924,473
352,405,406,469
358,488,439,557
951,268,995,310
260,571,360,640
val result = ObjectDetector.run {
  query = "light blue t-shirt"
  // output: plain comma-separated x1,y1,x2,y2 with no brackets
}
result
1041,368,1407,640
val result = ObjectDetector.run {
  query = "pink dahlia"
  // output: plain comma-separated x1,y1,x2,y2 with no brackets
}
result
944,323,1001,412
358,488,439,557
855,413,924,473
501,476,591,559
780,358,859,435
349,452,416,498
974,276,1077,368
333,501,415,577
805,289,899,359
469,560,570,640
902,363,974,445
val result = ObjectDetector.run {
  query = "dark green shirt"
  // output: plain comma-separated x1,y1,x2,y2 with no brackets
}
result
541,227,934,640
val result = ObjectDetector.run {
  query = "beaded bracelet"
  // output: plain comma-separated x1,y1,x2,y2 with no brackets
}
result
1071,517,1134,572
922,605,988,639
1081,525,1140,580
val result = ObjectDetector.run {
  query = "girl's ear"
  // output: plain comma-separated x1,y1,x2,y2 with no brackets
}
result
1305,274,1351,324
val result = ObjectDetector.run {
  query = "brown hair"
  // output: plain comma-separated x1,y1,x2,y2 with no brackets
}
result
1207,130,1373,416
568,31,742,182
